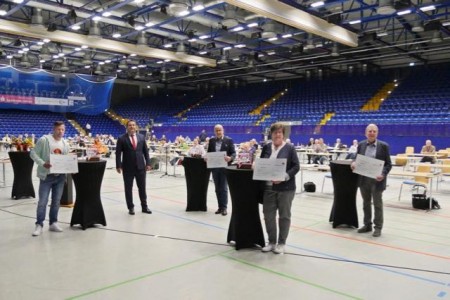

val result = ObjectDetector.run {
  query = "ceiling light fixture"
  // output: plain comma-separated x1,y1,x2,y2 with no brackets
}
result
377,0,396,15
102,11,111,17
247,22,258,28
0,10,7,16
420,5,435,12
311,1,325,8
71,24,81,30
397,9,411,16
193,1,205,11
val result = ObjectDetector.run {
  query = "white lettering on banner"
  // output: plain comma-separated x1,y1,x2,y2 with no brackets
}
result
34,97,69,106
67,96,87,101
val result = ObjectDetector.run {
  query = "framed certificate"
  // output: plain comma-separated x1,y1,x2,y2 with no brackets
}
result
353,154,384,179
50,154,79,174
206,151,227,169
253,158,287,181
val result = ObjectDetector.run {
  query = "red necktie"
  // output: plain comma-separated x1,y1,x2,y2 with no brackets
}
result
131,135,136,150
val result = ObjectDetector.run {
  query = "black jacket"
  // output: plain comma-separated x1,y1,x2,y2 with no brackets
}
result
260,142,300,191
207,136,236,165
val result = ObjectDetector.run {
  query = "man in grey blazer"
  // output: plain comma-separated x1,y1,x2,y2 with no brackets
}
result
207,124,236,216
352,124,392,237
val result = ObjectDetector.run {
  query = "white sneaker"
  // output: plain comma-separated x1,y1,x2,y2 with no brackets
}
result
261,243,276,252
32,224,43,237
273,244,285,254
49,223,63,232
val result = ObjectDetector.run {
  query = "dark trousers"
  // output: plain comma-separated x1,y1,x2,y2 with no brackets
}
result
123,168,148,210
360,178,384,229
211,168,228,209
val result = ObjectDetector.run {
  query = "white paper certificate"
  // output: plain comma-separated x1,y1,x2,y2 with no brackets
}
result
253,158,287,181
50,154,79,174
353,154,384,179
206,151,227,169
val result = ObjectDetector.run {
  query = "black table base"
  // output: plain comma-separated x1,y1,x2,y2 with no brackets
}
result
329,161,359,229
8,151,35,199
182,157,210,211
226,167,265,250
70,161,107,230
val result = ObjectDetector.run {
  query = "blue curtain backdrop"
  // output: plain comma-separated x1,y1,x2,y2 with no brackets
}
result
0,65,114,115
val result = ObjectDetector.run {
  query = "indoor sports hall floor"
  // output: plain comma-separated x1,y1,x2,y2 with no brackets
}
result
1,151,449,300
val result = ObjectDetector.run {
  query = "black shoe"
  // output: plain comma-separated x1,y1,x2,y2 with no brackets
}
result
128,208,135,215
215,208,222,214
221,209,228,216
142,208,152,214
357,225,372,233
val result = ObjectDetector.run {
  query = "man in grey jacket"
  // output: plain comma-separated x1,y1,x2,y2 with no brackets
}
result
351,124,392,237
30,121,70,236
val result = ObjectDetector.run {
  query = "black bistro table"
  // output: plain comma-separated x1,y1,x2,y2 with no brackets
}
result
8,151,35,199
329,160,359,228
225,166,265,250
182,157,210,211
70,160,107,229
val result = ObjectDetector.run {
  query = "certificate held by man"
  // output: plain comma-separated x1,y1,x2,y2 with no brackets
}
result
49,154,79,174
206,151,228,169
253,158,287,181
353,154,384,179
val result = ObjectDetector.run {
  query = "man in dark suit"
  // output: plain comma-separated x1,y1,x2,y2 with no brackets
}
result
352,124,392,237
207,124,236,216
116,120,152,215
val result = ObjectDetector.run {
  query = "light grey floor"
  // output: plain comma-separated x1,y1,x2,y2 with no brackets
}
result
1,151,450,300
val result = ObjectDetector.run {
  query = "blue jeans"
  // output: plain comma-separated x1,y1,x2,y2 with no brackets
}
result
36,174,66,226
211,168,228,209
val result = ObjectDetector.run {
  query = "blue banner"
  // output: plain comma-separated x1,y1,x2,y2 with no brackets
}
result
0,65,115,115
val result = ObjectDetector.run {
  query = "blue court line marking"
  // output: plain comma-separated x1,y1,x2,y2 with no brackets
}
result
287,244,448,286
438,291,447,297
100,194,449,290
152,209,227,231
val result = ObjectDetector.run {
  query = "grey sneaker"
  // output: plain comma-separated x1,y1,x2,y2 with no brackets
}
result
273,244,285,254
261,243,276,252
32,224,43,236
372,228,382,237
49,222,63,232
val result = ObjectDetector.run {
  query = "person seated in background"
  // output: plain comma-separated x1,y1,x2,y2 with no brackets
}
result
105,134,116,146
420,139,436,163
187,138,206,158
333,138,346,159
93,137,109,156
345,139,359,159
199,130,207,143
1,134,11,151
250,138,259,151
203,137,210,150
306,137,314,164
312,138,329,165
286,138,292,145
